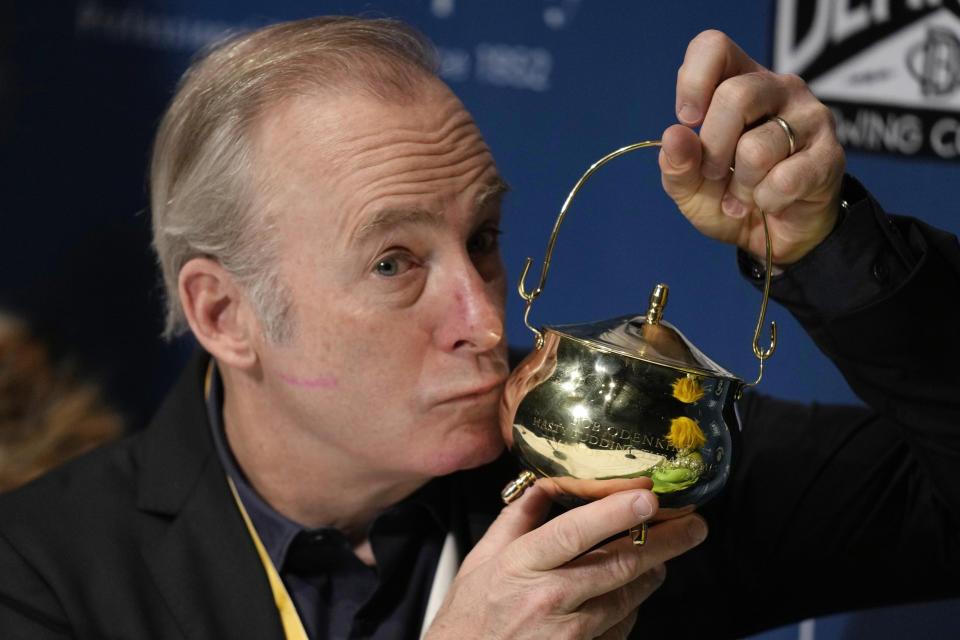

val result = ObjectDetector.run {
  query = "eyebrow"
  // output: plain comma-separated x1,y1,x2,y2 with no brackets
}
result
354,176,511,242
354,207,444,242
474,176,511,210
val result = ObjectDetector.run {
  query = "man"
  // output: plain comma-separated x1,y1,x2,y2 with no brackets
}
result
0,17,957,640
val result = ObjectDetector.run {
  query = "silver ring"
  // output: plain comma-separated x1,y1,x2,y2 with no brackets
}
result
771,116,797,156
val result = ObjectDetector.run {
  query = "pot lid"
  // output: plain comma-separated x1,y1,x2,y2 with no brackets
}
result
546,284,739,380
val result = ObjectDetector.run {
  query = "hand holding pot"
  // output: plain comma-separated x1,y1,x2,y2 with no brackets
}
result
424,484,708,640
660,29,846,265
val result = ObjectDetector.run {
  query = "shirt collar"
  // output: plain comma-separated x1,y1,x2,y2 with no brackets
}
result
205,361,303,569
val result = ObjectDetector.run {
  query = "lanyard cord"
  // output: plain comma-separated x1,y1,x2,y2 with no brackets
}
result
228,474,310,640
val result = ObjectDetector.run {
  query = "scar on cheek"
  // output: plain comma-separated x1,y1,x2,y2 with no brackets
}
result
278,373,339,389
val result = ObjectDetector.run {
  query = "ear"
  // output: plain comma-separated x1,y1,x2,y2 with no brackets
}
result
178,258,259,370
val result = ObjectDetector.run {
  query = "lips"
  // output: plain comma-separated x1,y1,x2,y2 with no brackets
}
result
432,376,508,406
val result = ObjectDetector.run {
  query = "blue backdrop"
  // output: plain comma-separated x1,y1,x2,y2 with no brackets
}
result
2,2,958,637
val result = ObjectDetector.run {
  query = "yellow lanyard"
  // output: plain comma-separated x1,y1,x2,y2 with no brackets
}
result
228,476,310,640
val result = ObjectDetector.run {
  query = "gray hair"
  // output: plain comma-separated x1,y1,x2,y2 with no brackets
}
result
150,16,439,341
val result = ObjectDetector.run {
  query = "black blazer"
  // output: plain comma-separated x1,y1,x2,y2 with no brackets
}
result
0,353,288,638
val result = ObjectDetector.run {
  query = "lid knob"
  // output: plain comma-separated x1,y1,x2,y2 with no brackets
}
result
645,283,669,326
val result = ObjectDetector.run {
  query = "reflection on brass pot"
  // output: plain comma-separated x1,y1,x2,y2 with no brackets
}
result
500,301,741,509
499,140,776,511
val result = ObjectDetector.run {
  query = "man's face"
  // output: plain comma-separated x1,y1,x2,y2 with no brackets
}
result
248,79,510,484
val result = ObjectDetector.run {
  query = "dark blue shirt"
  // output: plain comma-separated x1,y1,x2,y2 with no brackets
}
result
205,365,449,639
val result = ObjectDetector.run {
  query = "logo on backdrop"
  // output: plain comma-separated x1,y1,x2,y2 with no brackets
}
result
74,1,581,94
430,0,582,92
773,0,960,160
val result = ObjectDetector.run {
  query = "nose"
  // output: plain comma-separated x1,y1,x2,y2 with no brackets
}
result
435,259,505,354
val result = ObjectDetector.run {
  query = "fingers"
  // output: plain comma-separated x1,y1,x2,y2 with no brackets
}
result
430,496,706,638
542,475,654,502
701,71,791,180
558,513,708,607
660,123,715,210
676,30,799,181
460,482,553,573
723,119,797,219
563,515,708,636
594,606,639,640
676,30,760,127
753,140,841,214
732,120,795,191
669,28,846,263
583,569,657,640
725,102,843,222
498,512,706,625
509,489,659,573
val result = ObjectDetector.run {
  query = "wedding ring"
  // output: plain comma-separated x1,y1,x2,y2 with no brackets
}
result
630,522,647,547
771,116,797,156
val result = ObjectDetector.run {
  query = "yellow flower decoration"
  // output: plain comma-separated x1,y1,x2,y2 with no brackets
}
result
666,416,706,451
671,376,704,404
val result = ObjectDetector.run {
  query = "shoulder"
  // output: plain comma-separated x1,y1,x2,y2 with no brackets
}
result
0,433,147,633
0,432,142,556
0,349,213,567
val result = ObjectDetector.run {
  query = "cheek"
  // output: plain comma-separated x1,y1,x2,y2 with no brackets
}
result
289,314,430,398
259,304,346,388
267,276,438,401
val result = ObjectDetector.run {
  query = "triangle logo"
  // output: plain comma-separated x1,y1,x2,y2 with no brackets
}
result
773,1,960,160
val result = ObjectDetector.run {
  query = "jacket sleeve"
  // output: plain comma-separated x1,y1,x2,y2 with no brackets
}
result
738,174,960,521
636,176,960,639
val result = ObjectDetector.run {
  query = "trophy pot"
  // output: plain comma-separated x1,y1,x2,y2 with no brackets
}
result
500,322,742,509
499,140,776,513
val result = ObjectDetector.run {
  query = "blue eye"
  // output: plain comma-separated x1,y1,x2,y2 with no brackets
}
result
376,258,400,276
374,252,418,277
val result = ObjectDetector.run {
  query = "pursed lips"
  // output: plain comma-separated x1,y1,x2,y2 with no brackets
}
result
431,376,508,407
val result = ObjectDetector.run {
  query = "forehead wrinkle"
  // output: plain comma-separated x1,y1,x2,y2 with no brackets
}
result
354,139,492,203
336,139,496,250
341,110,482,183
349,164,501,247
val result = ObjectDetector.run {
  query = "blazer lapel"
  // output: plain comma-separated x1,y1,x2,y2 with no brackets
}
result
135,352,285,640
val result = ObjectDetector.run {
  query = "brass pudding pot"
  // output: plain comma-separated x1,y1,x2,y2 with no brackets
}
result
499,141,777,514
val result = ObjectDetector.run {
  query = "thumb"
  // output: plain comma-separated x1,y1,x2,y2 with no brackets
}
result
459,482,552,573
659,123,707,207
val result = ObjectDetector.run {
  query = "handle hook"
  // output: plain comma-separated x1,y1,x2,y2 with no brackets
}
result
519,140,777,389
